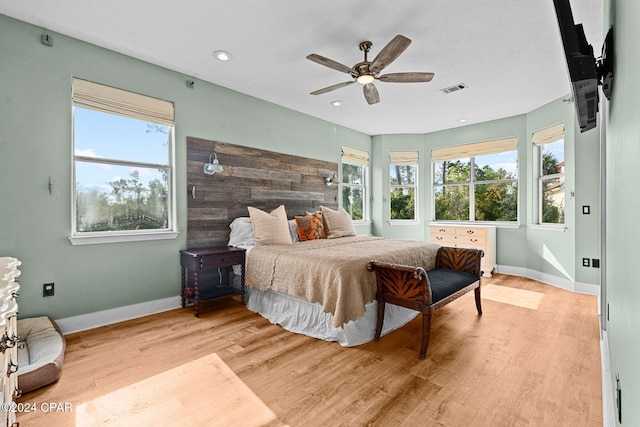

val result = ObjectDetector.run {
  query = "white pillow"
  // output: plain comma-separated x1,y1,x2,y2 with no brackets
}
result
228,217,256,247
248,205,293,245
288,219,300,243
320,205,356,239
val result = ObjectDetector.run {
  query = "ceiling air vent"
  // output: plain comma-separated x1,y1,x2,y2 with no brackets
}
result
440,83,468,94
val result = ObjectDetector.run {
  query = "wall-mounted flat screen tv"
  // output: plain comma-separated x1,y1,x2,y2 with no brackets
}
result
553,0,599,133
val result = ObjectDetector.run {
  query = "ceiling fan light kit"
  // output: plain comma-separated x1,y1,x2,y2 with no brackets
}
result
356,74,375,85
307,35,435,105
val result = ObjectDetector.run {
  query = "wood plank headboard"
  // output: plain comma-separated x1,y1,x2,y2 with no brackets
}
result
186,136,339,248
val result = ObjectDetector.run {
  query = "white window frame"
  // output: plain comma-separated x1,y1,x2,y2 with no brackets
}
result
69,78,179,245
432,137,519,224
533,123,565,226
389,151,419,224
340,146,369,223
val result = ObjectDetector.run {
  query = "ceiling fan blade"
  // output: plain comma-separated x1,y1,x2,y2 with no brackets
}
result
369,35,412,74
378,72,435,83
363,83,380,105
310,81,355,95
306,54,352,74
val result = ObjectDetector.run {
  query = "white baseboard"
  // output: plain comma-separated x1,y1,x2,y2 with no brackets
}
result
55,266,598,335
495,265,599,295
54,296,182,335
601,330,616,427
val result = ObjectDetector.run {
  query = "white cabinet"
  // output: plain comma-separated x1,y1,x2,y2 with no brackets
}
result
429,224,496,277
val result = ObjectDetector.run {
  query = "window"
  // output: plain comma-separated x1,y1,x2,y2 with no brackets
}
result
432,137,518,222
389,151,418,221
71,78,176,243
533,123,565,224
341,146,369,221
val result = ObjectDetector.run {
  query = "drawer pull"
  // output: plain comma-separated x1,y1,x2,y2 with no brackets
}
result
467,230,475,234
470,238,478,242
439,228,446,232
436,236,443,240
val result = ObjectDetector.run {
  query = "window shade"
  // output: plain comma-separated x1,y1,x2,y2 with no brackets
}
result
431,137,518,162
390,151,419,164
532,123,565,146
72,78,174,126
341,146,369,166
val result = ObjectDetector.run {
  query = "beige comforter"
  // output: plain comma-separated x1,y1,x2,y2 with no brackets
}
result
246,235,441,327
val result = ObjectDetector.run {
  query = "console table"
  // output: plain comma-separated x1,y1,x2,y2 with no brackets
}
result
180,247,246,317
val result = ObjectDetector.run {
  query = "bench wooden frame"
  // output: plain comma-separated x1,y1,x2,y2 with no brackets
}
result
368,246,483,359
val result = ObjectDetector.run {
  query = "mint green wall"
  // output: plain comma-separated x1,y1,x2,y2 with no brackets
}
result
372,103,601,284
371,133,428,240
604,0,640,424
573,106,602,285
525,98,577,281
0,15,370,319
1,12,603,326
425,115,530,269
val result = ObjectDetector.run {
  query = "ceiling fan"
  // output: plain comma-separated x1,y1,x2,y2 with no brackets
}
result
306,35,435,105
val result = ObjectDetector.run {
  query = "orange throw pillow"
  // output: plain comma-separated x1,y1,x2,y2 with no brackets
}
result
295,212,326,241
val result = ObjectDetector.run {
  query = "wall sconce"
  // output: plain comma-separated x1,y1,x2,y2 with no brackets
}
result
203,152,224,175
320,169,336,186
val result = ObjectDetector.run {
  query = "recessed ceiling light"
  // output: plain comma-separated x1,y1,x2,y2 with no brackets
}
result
330,100,343,107
213,50,232,61
458,118,468,123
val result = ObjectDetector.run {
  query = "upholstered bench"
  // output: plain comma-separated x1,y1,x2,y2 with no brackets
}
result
368,246,484,359
17,316,66,393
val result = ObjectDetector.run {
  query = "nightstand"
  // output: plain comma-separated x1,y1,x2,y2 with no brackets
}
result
179,247,246,317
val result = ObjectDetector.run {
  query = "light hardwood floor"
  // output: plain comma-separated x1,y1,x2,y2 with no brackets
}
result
16,274,602,426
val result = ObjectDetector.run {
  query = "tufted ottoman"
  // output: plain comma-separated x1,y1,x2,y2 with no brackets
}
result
17,316,66,394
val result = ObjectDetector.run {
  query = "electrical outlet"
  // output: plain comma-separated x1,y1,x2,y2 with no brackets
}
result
582,258,590,267
592,258,600,268
43,283,55,297
582,205,590,214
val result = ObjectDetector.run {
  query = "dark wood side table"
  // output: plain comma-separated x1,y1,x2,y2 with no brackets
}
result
180,246,246,317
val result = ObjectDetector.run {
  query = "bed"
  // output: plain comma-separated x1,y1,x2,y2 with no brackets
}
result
229,205,442,347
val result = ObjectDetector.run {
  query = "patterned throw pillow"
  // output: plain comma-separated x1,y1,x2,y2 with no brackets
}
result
295,213,326,241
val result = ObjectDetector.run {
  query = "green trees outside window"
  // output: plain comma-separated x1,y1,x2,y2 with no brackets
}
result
390,164,417,220
434,151,518,222
76,167,169,232
539,139,565,224
341,163,365,221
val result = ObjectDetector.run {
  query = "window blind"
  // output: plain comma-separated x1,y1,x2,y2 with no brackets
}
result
341,146,369,166
390,151,419,164
532,123,565,146
431,137,518,162
72,78,174,126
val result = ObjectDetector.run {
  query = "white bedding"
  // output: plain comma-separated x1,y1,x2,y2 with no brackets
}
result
244,286,418,347
237,244,420,347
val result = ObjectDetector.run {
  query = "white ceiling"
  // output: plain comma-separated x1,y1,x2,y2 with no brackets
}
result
1,1,603,136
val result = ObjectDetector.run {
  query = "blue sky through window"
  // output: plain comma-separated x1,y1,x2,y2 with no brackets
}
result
74,108,170,194
475,151,518,176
